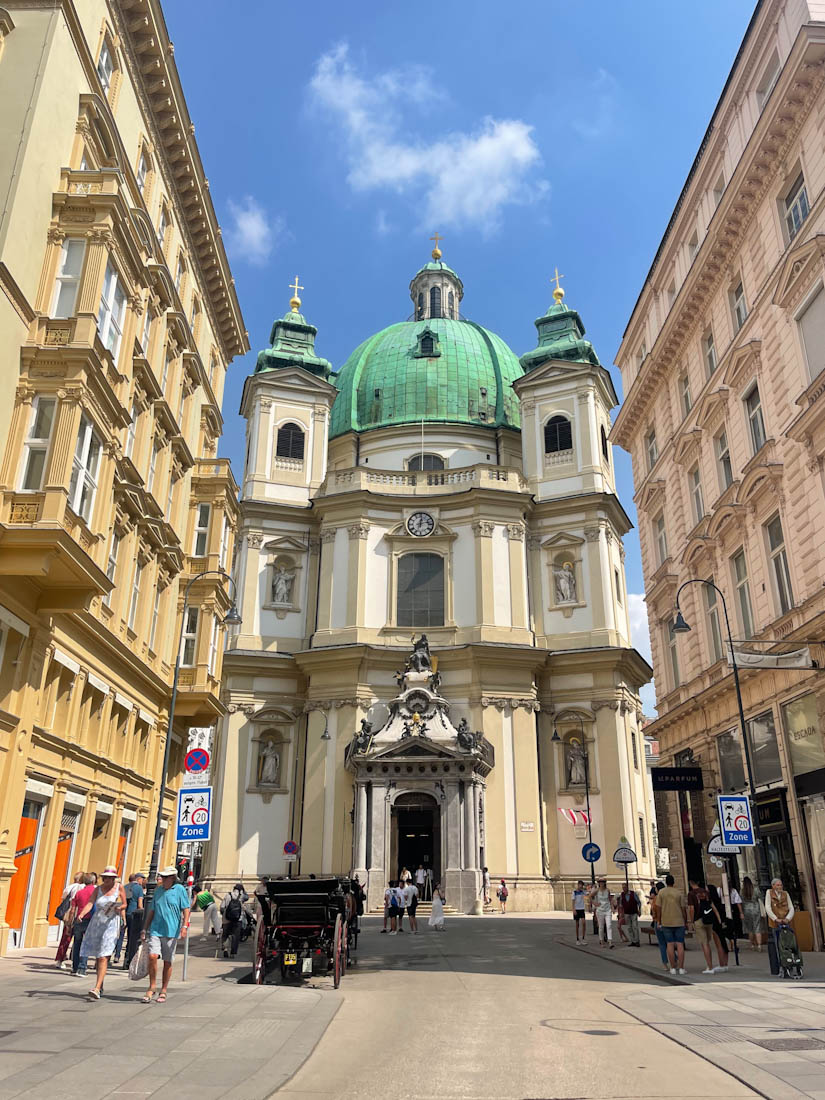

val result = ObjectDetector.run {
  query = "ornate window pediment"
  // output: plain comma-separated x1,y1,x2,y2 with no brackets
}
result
673,428,703,468
638,478,666,512
540,531,585,549
251,705,297,725
773,234,825,311
694,386,730,431
413,327,440,358
707,502,746,541
722,339,762,390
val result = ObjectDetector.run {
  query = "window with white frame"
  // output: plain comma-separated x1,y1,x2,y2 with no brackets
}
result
136,151,148,194
157,205,169,248
146,438,160,494
219,515,230,570
636,342,647,369
149,585,161,651
161,348,172,391
104,531,120,606
703,329,717,376
666,620,681,689
704,580,724,663
125,401,138,459
175,256,185,294
68,414,101,523
140,308,151,354
128,563,141,631
208,616,219,677
688,229,699,261
756,49,780,111
715,428,733,490
52,239,85,317
21,396,56,491
689,465,704,524
732,548,754,638
784,172,810,241
797,285,825,381
614,567,623,605
165,476,175,523
97,39,114,93
731,280,748,332
667,281,676,309
193,502,210,556
680,372,692,417
638,815,647,858
766,514,793,616
181,606,199,665
97,260,126,359
645,429,658,471
654,512,668,566
745,384,766,453
713,171,725,206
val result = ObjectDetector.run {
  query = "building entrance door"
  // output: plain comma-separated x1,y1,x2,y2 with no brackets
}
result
391,793,440,888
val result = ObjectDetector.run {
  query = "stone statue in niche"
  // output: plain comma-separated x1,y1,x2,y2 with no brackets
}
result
258,740,281,786
565,739,587,786
272,565,295,605
554,562,577,604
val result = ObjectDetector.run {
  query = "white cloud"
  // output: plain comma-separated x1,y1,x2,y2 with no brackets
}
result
572,68,619,141
628,592,657,716
309,44,547,232
224,196,283,266
375,209,393,236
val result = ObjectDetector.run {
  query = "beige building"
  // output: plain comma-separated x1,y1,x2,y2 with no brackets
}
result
207,255,654,912
0,0,247,953
613,0,825,950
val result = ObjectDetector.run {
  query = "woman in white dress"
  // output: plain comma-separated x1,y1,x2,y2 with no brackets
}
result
76,866,126,1000
429,883,446,931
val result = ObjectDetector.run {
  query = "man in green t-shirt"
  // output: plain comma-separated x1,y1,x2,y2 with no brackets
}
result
195,882,221,936
656,873,687,974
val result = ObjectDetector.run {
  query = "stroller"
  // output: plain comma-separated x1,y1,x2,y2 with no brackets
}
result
776,923,804,980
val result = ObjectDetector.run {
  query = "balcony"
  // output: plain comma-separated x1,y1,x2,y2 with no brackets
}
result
174,663,225,722
319,463,528,498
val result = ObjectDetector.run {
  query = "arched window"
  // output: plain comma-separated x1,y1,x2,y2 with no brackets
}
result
544,415,573,454
429,285,442,319
448,291,455,319
276,422,305,461
408,453,444,471
420,333,434,355
397,552,444,627
601,425,609,462
417,292,424,320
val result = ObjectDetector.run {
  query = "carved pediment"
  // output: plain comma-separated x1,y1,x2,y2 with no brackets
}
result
637,478,666,512
722,340,761,390
540,530,586,549
773,234,825,311
263,535,309,554
369,736,463,762
707,502,746,540
673,429,703,468
694,386,730,430
251,705,298,725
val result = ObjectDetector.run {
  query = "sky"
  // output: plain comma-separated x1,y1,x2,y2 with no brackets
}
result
165,0,756,714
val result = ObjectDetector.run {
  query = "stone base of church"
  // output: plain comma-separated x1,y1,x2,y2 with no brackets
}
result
442,868,481,913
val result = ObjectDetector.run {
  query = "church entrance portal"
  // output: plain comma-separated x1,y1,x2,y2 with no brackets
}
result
391,792,440,889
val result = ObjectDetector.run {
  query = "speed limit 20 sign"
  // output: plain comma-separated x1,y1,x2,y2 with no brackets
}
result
718,795,755,847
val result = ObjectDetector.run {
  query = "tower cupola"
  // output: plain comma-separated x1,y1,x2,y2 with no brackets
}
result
409,234,464,320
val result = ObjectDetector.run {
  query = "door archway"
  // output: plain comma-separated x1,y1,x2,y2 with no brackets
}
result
391,791,440,888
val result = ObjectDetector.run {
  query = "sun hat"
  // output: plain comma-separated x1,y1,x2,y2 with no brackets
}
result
158,865,178,877
101,866,118,877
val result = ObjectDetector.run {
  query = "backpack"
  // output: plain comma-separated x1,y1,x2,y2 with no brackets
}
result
225,893,242,922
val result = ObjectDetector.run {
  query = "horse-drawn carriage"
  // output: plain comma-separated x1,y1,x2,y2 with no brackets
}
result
253,876,357,987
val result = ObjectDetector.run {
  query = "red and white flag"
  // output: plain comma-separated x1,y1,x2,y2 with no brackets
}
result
558,808,591,825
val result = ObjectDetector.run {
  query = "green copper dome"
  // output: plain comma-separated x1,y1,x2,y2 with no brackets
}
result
329,317,524,438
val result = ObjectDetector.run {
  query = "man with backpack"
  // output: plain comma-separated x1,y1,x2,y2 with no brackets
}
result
618,884,641,946
220,882,248,958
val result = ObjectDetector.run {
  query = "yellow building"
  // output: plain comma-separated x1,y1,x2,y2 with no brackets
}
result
0,0,247,953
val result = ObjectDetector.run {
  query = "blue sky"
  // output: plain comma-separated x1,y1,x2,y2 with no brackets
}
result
165,0,755,712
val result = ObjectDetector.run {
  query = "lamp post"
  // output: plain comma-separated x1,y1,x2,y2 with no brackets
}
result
672,578,778,972
552,715,595,885
146,569,241,899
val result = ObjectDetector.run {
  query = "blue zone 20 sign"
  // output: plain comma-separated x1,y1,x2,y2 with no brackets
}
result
718,794,755,847
176,785,212,842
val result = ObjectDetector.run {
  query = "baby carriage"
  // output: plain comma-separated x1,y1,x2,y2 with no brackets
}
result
777,923,804,980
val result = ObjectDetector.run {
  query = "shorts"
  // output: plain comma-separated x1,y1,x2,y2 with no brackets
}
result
693,922,712,945
660,926,685,945
408,901,418,916
147,934,179,962
573,910,586,921
397,906,406,917
389,904,400,918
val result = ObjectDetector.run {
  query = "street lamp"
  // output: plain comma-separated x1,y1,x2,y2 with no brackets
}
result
552,715,595,885
146,569,241,898
320,713,331,740
672,578,778,972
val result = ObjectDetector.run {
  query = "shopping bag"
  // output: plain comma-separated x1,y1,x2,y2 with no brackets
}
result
128,941,149,981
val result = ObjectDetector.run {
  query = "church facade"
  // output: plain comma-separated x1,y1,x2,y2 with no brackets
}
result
205,252,654,911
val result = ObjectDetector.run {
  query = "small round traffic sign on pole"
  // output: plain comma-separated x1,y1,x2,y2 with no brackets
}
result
582,842,601,863
185,748,210,773
284,840,299,856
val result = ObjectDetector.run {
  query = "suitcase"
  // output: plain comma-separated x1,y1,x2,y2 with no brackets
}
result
777,924,804,980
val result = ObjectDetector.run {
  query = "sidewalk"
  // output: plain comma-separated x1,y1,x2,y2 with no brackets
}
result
0,938,340,1100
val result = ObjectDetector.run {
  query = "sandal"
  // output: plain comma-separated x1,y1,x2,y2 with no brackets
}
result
156,992,167,1003
141,991,156,1003
88,989,101,1000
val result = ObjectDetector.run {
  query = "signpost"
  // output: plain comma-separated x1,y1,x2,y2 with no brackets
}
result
718,795,755,847
284,839,299,871
708,833,741,856
582,842,601,864
175,785,212,843
184,748,210,774
612,840,637,887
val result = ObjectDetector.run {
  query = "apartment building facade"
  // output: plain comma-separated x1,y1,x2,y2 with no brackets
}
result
0,0,247,952
613,0,825,949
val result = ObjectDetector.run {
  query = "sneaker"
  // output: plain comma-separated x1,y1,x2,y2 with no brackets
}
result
609,943,614,949
669,968,677,974
388,931,397,936
223,950,229,958
678,968,687,975
713,965,728,973
380,929,387,934
702,968,715,975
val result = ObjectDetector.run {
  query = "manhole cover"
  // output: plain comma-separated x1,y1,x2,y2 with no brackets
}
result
750,1038,825,1051
681,1026,749,1044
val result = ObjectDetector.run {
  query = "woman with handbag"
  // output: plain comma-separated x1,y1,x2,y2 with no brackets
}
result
54,872,84,968
76,867,126,1001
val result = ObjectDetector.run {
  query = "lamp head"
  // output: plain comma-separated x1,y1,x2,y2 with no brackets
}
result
551,728,562,743
223,603,243,627
672,610,691,634
320,715,331,741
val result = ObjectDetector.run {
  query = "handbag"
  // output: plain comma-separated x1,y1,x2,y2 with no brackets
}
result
54,896,71,922
128,941,150,981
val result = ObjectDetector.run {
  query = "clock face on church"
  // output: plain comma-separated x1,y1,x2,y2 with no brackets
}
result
407,511,435,537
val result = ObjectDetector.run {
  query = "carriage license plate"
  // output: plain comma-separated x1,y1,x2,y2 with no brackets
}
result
284,953,298,965
302,958,313,974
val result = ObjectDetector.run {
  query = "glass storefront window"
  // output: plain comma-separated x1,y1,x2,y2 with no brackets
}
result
746,710,783,787
717,728,746,791
782,694,825,777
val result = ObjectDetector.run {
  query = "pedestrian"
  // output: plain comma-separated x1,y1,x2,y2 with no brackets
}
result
687,879,718,975
728,882,744,941
765,876,795,953
593,877,616,948
387,880,400,935
656,873,687,975
429,883,446,931
395,880,406,933
113,873,142,965
403,878,419,933
381,879,393,933
399,866,412,887
741,876,766,951
140,866,191,1003
351,874,366,929
123,872,146,967
220,882,247,958
55,872,84,969
649,882,669,970
415,863,426,898
70,873,97,976
707,884,730,971
497,879,509,914
77,867,126,1000
482,866,491,906
572,879,587,944
616,891,629,943
195,881,221,937
619,883,641,946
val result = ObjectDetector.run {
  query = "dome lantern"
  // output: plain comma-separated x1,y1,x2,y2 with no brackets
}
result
409,236,464,322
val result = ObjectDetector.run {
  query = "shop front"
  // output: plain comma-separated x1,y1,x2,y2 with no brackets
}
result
782,692,825,948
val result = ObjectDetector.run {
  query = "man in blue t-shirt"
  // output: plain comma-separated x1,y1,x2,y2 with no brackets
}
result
140,866,190,1002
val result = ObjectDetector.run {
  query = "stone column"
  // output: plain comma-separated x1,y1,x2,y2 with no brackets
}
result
367,781,388,912
445,781,461,870
354,782,368,871
463,781,475,869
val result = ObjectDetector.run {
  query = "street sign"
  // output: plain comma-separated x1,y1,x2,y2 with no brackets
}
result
284,840,299,856
718,794,755,847
613,844,637,864
582,842,601,863
284,853,298,862
185,748,210,773
708,833,741,856
175,785,212,842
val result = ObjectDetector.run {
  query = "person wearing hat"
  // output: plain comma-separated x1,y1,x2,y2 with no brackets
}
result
76,867,126,1000
140,866,190,1003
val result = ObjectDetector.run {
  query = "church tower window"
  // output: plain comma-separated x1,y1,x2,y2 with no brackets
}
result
417,292,424,320
408,453,444,471
420,333,434,355
448,291,455,318
275,422,305,461
544,415,573,454
414,329,440,358
601,425,609,462
429,285,442,319
397,552,444,627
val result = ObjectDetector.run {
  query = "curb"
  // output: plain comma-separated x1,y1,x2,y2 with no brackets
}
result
553,934,689,986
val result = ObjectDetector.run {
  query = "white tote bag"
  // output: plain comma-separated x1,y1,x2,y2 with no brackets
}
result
128,941,149,981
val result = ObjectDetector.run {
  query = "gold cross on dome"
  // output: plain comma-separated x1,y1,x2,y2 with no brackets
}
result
430,232,443,260
552,266,565,302
288,275,304,312
289,275,304,299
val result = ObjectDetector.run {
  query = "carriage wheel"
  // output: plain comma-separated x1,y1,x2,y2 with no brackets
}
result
333,914,343,989
254,918,267,985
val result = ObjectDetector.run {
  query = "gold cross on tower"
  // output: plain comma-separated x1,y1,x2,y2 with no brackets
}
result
430,232,443,261
289,275,304,312
551,266,565,304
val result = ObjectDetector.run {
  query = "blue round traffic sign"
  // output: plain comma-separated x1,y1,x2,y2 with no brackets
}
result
185,748,210,773
284,840,298,855
582,842,601,863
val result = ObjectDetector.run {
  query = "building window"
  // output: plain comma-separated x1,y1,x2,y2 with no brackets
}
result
97,260,126,359
667,281,676,309
147,438,160,494
766,514,793,615
448,290,455,318
731,280,748,332
429,285,442,319
193,502,210,556
136,151,148,194
680,372,692,416
208,616,220,678
716,428,733,490
745,384,766,453
97,39,113,93
544,416,573,454
219,516,230,570
713,171,725,206
703,580,724,663
20,396,56,491
125,402,138,459
784,173,810,241
601,425,609,462
181,606,199,666
688,230,699,261
645,428,658,470
797,285,825,381
128,563,141,631
703,329,717,376
166,476,175,523
638,815,647,858
175,256,185,294
408,453,444,471
397,552,444,627
666,620,681,689
631,728,638,769
746,710,783,787
104,531,120,605
157,206,169,248
417,292,424,320
732,548,754,638
614,567,623,605
717,728,746,791
756,49,780,111
52,239,85,317
68,414,101,524
689,465,704,524
149,586,161,651
654,513,668,566
420,333,434,355
275,422,305,461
